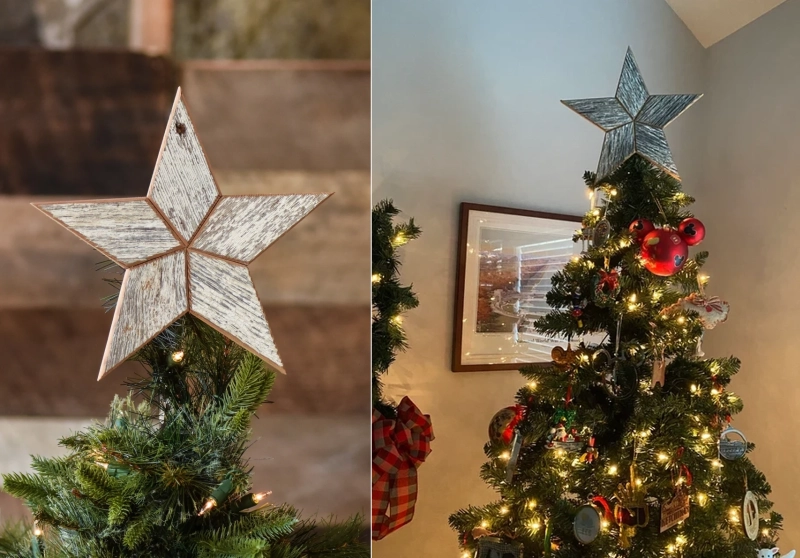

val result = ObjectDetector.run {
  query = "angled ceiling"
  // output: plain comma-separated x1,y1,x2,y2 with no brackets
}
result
665,0,790,47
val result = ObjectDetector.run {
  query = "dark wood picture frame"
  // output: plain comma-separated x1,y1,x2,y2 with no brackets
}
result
452,202,582,372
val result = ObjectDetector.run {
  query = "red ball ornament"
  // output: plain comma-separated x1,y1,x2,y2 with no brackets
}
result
641,229,688,276
678,217,705,246
628,218,655,243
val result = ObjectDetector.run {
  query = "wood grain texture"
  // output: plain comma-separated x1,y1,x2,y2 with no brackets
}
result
101,251,188,378
148,92,220,242
0,50,178,195
181,62,369,171
191,193,329,263
33,199,181,267
0,305,367,416
188,251,281,371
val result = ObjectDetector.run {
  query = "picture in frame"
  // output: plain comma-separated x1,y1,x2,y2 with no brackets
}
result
452,202,582,372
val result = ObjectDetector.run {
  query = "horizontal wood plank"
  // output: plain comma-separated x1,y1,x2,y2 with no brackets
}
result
0,171,368,308
181,62,369,170
0,305,368,416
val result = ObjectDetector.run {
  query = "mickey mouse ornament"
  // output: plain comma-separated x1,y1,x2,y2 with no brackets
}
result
631,217,706,277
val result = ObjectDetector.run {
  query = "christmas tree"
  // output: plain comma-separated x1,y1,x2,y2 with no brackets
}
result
1,319,367,558
450,49,788,558
371,199,421,418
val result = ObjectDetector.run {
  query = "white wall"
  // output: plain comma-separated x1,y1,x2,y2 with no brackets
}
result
372,1,708,556
697,0,800,551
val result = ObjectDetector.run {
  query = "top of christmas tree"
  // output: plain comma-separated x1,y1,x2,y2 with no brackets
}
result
450,48,788,558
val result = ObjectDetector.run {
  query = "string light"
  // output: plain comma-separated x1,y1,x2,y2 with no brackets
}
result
571,255,581,263
499,451,511,461
763,528,770,537
171,350,185,362
676,316,686,325
696,493,708,506
701,431,711,440
699,274,710,285
601,519,610,530
690,384,697,393
480,520,490,529
391,315,403,325
657,452,669,462
592,209,600,216
729,508,740,522
392,233,406,246
32,522,42,537
710,388,720,396
676,535,687,546
607,465,618,475
711,459,723,469
629,294,637,303
527,381,538,390
499,506,509,515
609,188,618,197
371,273,381,283
529,520,542,531
527,499,537,509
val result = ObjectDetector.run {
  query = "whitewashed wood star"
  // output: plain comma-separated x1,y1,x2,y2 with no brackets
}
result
562,47,702,182
33,88,329,380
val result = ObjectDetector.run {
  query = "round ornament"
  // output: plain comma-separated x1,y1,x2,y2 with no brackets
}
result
574,505,601,544
641,229,688,276
678,217,706,246
718,427,747,460
743,490,759,540
488,406,523,445
593,219,612,247
629,218,655,243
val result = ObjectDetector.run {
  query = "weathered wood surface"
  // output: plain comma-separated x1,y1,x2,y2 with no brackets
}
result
0,172,368,308
0,305,368,416
148,92,220,242
0,49,178,195
189,251,282,372
181,61,370,171
0,414,369,520
101,251,188,378
192,193,329,263
34,199,181,267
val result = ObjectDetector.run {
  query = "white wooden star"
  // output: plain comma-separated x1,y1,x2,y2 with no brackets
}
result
562,47,702,182
33,89,329,380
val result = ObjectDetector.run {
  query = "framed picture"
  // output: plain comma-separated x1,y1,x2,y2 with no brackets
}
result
452,202,582,372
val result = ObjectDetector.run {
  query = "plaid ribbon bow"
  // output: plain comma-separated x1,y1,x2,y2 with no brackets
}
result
372,396,434,540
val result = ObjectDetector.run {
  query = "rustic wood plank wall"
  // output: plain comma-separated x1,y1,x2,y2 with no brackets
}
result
0,54,370,521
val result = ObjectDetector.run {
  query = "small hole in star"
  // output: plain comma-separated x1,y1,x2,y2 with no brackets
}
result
176,122,187,136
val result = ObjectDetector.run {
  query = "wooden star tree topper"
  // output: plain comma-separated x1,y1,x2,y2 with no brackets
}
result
34,88,329,380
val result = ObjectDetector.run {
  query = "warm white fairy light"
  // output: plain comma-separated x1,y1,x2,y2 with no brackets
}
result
529,520,542,531
371,273,381,283
696,492,708,506
729,508,740,522
601,519,610,530
763,528,771,537
607,464,618,475
499,506,509,515
690,384,698,393
499,451,511,461
701,431,711,440
171,350,185,362
592,209,601,216
198,499,216,516
629,293,637,303
392,233,406,246
676,316,686,325
480,520,490,529
571,255,581,263
527,381,538,390
609,188,618,197
392,315,403,325
711,459,723,469
657,452,669,462
667,543,676,554
32,521,42,537
527,499,537,509
252,491,271,504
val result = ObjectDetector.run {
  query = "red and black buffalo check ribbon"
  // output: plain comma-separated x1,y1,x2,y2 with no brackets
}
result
372,396,434,540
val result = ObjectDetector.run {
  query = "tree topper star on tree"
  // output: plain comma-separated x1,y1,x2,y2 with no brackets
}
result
34,89,329,380
562,47,702,182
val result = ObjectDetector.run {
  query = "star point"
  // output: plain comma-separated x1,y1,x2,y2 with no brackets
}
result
562,47,702,182
34,88,329,380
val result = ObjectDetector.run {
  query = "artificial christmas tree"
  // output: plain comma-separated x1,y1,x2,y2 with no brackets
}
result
0,89,367,558
371,200,433,540
450,49,791,558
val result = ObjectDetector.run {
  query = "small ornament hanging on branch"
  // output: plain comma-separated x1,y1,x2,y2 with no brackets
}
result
594,268,621,307
719,426,748,461
573,496,612,544
488,405,525,445
614,465,649,548
660,452,691,533
758,549,797,558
